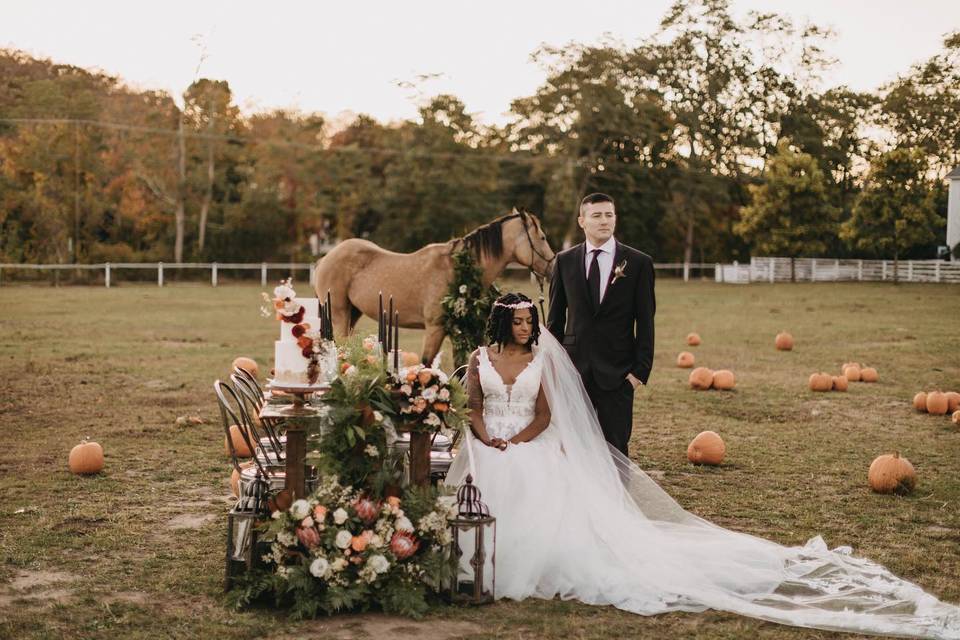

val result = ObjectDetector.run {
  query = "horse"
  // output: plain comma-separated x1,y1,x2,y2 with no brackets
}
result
313,209,556,365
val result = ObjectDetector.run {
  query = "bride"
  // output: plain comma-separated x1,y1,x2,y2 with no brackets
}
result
446,292,960,639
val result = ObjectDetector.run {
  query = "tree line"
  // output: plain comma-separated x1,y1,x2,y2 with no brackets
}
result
1,0,957,267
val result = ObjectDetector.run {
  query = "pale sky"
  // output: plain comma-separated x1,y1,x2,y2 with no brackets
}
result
3,1,958,127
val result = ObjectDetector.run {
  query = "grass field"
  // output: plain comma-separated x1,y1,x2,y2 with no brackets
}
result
1,280,959,640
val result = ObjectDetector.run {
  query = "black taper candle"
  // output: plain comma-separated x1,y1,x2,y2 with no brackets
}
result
393,310,399,371
325,290,333,340
378,291,384,346
387,296,394,353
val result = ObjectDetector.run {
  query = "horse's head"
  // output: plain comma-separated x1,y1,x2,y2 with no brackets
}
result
510,209,556,280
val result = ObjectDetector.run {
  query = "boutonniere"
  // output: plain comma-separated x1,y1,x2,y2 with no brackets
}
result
611,259,628,285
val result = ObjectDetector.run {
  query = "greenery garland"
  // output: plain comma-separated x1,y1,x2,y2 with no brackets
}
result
441,249,500,367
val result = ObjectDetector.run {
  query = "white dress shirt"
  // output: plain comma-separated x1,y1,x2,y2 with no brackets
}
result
583,236,616,303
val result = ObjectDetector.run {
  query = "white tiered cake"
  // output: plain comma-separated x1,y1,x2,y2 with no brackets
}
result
273,297,324,384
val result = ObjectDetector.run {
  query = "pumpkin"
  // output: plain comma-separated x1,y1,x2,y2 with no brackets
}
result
868,452,916,495
686,332,701,346
224,424,254,458
912,392,928,412
402,351,420,367
69,440,104,475
676,351,695,368
860,367,879,383
808,372,832,392
232,356,259,378
952,410,960,426
831,375,848,392
774,331,794,351
687,431,725,465
842,364,861,382
945,391,960,413
926,391,949,415
712,370,736,390
689,367,714,390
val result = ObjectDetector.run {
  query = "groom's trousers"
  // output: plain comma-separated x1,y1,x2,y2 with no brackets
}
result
582,372,635,457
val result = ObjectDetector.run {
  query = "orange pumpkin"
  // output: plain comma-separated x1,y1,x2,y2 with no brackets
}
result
842,364,861,382
712,370,736,390
232,357,259,378
402,351,421,367
926,391,949,415
686,332,701,346
808,372,832,392
687,431,725,465
688,367,714,390
676,351,695,368
774,331,793,351
831,375,848,392
69,440,104,475
912,392,928,412
225,424,254,458
860,367,878,383
945,391,960,413
868,452,916,495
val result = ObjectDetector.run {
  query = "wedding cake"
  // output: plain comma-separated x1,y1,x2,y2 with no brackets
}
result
268,281,336,385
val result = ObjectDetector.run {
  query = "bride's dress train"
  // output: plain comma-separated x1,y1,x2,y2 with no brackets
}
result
446,333,960,639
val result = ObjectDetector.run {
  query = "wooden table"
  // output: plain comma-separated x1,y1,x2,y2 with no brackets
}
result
259,392,327,499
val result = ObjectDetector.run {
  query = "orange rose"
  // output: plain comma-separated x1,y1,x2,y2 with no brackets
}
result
313,505,327,521
433,402,449,412
273,299,284,310
417,370,433,387
297,336,312,349
351,535,369,552
341,362,351,373
386,496,401,509
405,371,417,383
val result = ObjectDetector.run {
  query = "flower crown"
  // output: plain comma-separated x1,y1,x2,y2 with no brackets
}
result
494,300,534,310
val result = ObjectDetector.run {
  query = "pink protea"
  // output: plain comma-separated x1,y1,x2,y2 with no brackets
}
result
297,525,320,549
390,531,420,560
353,496,381,524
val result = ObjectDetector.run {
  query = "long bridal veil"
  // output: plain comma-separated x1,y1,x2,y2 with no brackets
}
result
450,330,960,639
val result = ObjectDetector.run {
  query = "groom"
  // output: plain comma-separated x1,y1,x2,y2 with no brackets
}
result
547,193,656,456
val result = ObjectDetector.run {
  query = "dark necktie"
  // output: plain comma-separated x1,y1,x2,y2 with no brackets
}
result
588,248,602,308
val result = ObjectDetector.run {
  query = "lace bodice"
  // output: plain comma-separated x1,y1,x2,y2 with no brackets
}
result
474,346,543,440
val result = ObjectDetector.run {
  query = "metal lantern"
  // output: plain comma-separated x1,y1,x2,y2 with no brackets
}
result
224,475,270,591
448,474,496,604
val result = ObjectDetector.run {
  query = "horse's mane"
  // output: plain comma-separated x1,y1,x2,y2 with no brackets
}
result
460,210,526,261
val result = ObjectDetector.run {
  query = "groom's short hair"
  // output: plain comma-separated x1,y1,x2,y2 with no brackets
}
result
580,192,615,212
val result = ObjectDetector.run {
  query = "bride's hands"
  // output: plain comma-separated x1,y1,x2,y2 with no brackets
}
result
484,437,509,451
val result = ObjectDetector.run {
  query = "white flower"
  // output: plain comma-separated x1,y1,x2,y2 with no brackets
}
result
373,411,383,422
333,508,348,525
277,530,296,547
422,386,438,402
309,557,330,578
335,529,353,549
438,388,450,401
300,516,314,528
365,444,380,457
345,365,357,377
459,284,467,294
395,516,414,532
424,412,441,427
276,565,291,580
331,557,348,572
368,554,390,574
290,499,311,520
370,534,383,548
400,384,412,396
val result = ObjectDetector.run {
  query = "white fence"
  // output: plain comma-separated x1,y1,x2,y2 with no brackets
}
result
717,257,960,284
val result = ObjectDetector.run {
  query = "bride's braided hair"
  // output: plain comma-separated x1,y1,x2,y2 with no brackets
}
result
485,292,541,349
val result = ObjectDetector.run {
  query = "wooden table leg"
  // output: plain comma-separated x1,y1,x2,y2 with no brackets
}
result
285,421,306,498
409,431,431,487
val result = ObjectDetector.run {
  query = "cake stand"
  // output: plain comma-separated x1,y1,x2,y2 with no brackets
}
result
266,379,331,417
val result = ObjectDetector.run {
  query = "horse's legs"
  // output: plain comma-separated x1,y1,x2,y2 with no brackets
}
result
420,323,446,366
330,292,355,338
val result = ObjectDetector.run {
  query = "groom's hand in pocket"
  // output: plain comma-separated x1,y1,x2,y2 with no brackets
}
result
626,373,642,389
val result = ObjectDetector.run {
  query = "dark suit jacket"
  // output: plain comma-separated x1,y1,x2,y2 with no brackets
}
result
547,240,656,391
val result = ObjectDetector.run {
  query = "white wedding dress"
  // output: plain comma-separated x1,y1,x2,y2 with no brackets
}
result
446,332,960,639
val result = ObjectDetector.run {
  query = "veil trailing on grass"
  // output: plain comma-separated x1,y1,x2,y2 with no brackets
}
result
450,329,960,639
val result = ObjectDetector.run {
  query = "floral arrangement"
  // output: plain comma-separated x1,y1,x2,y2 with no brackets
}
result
390,364,469,435
441,250,500,367
261,278,333,384
230,476,457,618
261,278,305,324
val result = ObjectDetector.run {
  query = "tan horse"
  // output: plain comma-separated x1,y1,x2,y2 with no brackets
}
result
313,209,556,365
